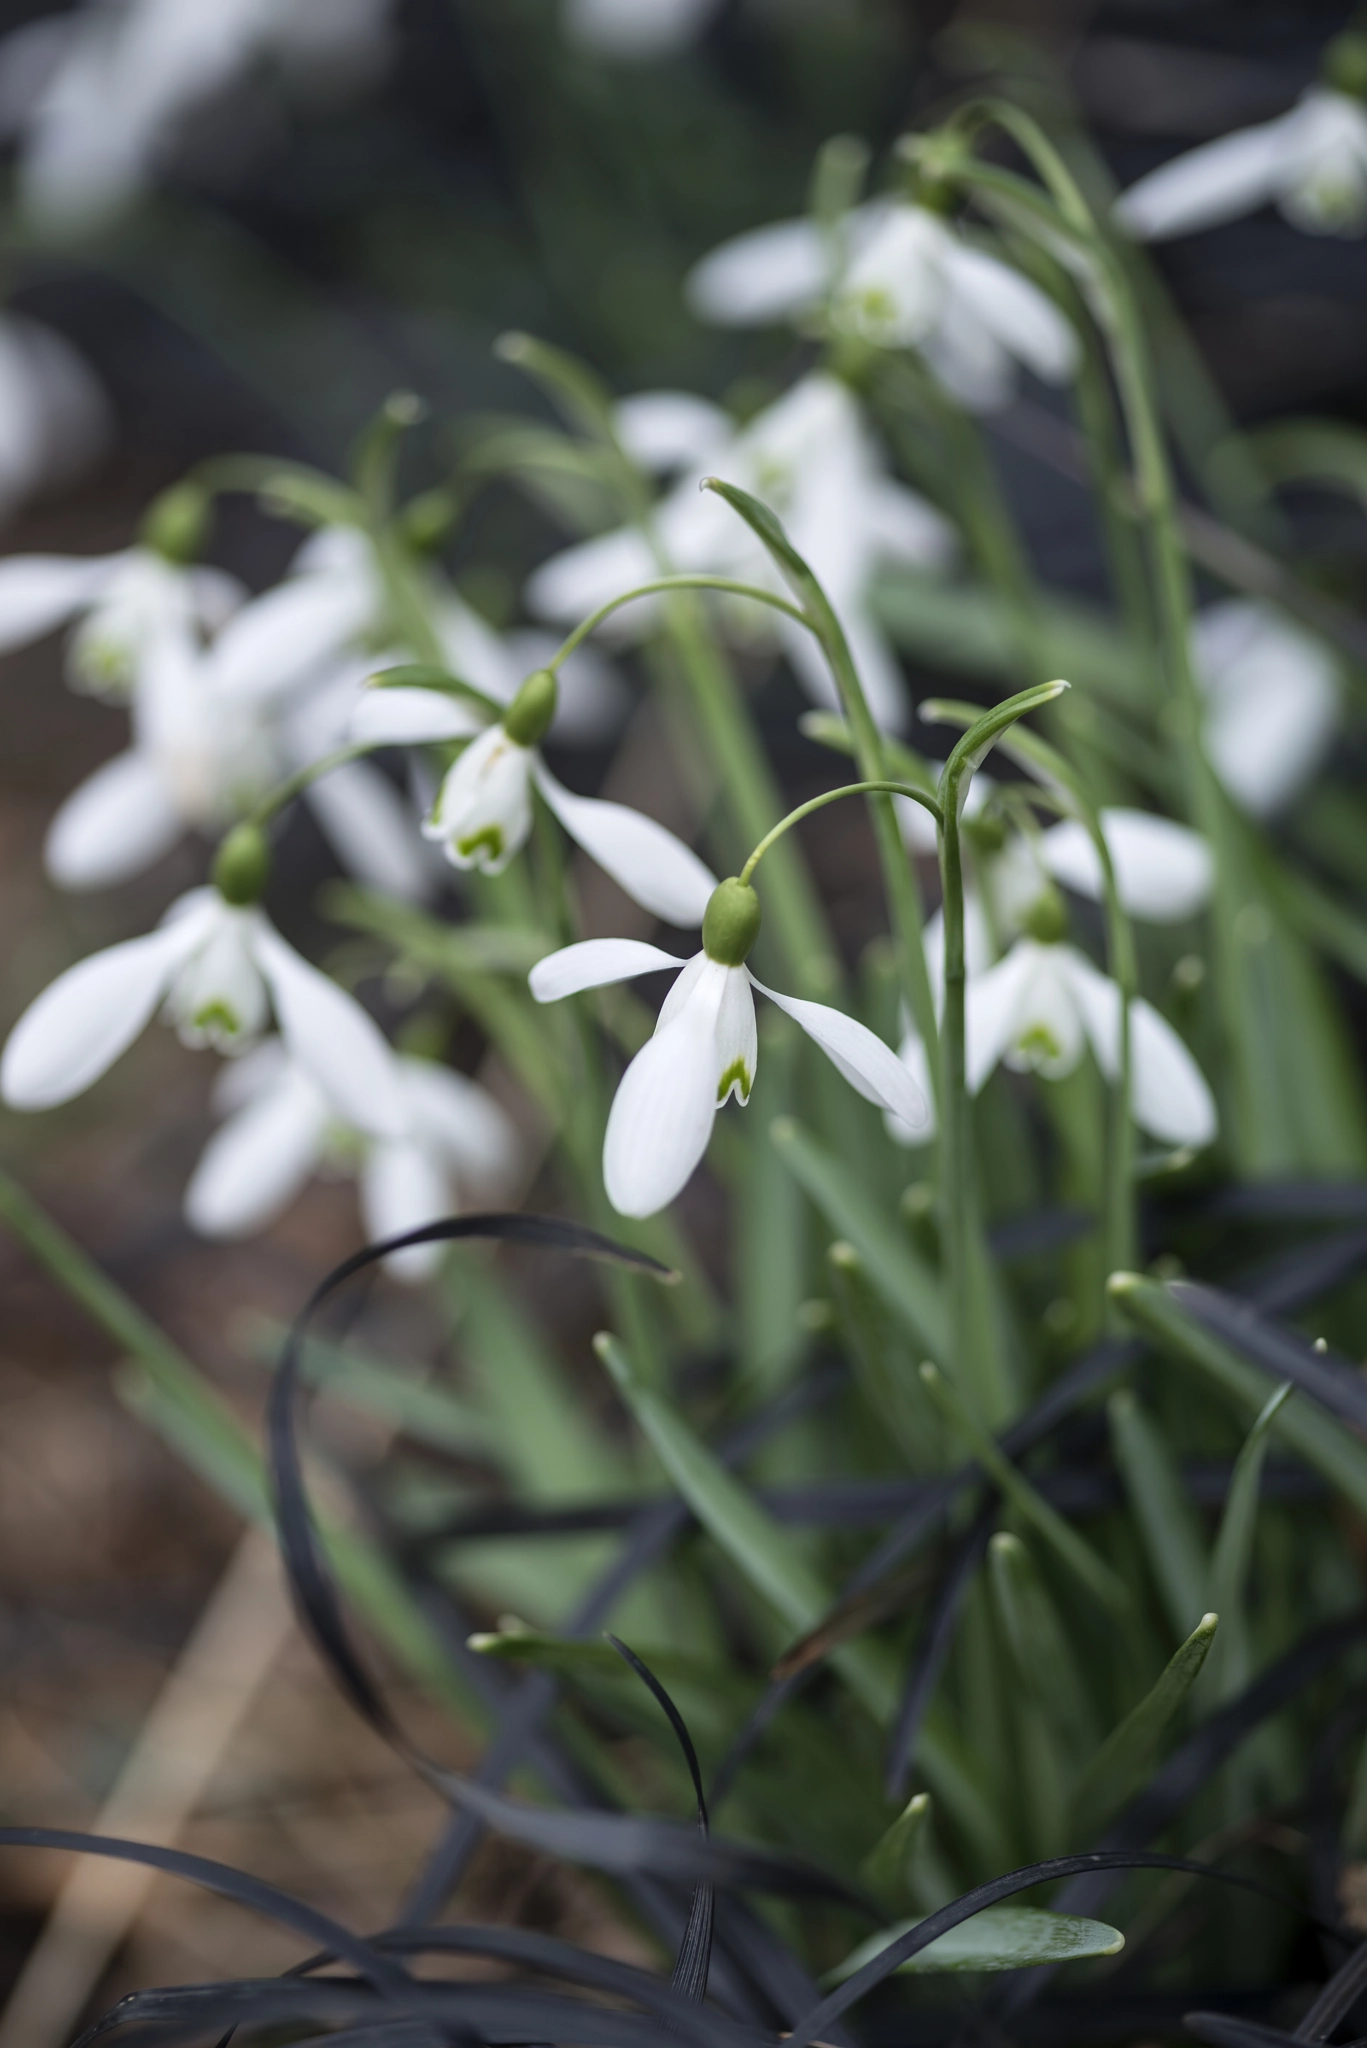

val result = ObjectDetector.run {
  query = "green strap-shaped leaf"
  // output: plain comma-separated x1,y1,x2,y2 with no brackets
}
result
1069,1612,1218,1844
860,1794,932,1914
1108,1390,1209,1642
830,1905,1123,1979
1203,1381,1294,1704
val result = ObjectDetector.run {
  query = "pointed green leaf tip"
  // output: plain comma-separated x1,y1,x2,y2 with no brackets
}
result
703,878,762,966
830,1905,1124,1980
502,668,558,747
213,822,271,906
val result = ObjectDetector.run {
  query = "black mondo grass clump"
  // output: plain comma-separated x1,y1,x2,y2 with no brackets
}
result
2,1209,1367,2048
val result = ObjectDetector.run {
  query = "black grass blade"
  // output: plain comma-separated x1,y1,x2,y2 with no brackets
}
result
1168,1279,1367,1433
885,1503,995,1800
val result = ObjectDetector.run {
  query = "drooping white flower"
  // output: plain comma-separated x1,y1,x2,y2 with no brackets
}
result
965,937,1217,1148
1115,88,1367,242
0,312,109,520
206,524,385,705
527,374,954,731
350,669,718,926
0,543,242,698
561,0,722,59
529,879,926,1217
0,883,405,1137
0,0,396,233
1190,600,1339,816
686,202,1078,413
185,1039,519,1279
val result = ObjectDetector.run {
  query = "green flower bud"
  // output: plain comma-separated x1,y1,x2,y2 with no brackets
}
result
702,878,762,966
399,487,458,553
1325,29,1367,100
213,823,271,906
502,667,558,748
1023,885,1068,946
963,811,1007,858
139,480,210,564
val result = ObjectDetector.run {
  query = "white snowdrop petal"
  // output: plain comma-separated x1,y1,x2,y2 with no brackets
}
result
1058,947,1123,1081
425,724,532,873
613,390,732,472
348,686,484,746
603,973,726,1216
0,550,120,651
1114,116,1295,241
714,967,758,1105
398,1059,521,1183
1129,998,1218,1148
529,937,685,1003
361,1141,453,1280
44,748,183,889
885,1027,937,1147
563,0,720,59
185,1072,329,1237
525,527,658,629
1042,809,1214,922
949,246,1079,382
685,217,830,328
864,479,958,571
210,566,375,702
0,916,204,1109
752,976,927,1126
532,760,717,926
253,923,406,1140
306,760,430,901
964,942,1038,1093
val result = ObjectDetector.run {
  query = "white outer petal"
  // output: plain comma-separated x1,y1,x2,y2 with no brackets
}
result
863,479,957,571
684,217,830,328
306,761,431,902
532,759,717,926
714,965,757,1104
1058,947,1122,1079
398,1058,521,1184
750,974,927,1127
1,914,207,1108
613,390,732,472
964,941,1037,1093
361,1141,454,1281
251,922,406,1139
44,748,183,889
209,565,375,702
0,549,122,651
1042,809,1214,922
1128,998,1218,1147
1114,114,1298,240
185,1069,330,1237
529,937,686,1003
948,245,1079,382
524,526,659,631
603,963,727,1216
885,1028,937,1147
349,687,484,746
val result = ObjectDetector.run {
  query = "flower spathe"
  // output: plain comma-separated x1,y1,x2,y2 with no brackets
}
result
965,937,1217,1149
0,884,405,1139
1115,87,1367,242
529,915,927,1218
351,674,718,926
185,1039,519,1280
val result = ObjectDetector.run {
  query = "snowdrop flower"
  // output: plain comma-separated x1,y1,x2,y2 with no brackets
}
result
0,312,109,519
561,0,721,59
1039,808,1213,923
206,524,385,705
0,0,395,233
686,202,1077,412
965,901,1216,1148
0,542,241,698
530,877,926,1216
1,845,405,1139
186,1039,519,1279
528,374,954,730
1191,600,1339,817
1115,86,1367,242
351,663,717,926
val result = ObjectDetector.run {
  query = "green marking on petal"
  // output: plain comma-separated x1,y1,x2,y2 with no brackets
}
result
457,825,504,865
193,1001,242,1039
1017,1023,1063,1066
717,1058,754,1105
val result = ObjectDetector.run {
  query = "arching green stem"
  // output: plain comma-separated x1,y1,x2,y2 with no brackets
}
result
547,575,808,672
740,781,943,886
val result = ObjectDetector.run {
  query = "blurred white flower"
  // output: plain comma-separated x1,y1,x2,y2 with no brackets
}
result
351,678,718,925
1035,810,1213,924
0,0,396,233
0,543,242,697
186,1039,519,1279
0,883,404,1135
1191,600,1339,816
686,201,1078,412
562,0,722,59
966,937,1216,1147
0,312,109,519
1115,88,1367,242
530,934,925,1216
528,373,955,730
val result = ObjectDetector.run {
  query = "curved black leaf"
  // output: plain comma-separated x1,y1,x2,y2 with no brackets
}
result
886,1503,995,1800
1185,2015,1303,2048
1169,1280,1367,1433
